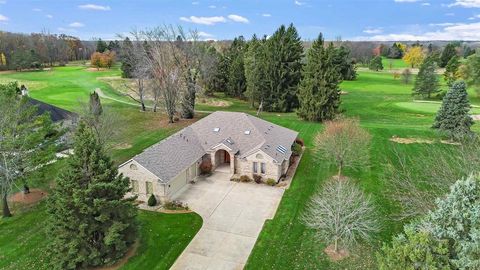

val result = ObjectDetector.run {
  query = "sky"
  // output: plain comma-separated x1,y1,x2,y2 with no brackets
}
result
2,0,480,41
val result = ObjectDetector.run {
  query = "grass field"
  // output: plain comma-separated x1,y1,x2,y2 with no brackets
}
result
381,57,409,69
1,65,479,269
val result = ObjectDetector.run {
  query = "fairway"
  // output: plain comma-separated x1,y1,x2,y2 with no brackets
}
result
396,101,480,115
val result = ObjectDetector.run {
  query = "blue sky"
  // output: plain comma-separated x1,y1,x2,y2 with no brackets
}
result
1,0,480,41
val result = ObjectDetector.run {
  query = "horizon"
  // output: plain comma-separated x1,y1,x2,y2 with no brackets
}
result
1,0,480,41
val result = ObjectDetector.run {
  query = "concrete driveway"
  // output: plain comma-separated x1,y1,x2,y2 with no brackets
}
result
170,172,284,270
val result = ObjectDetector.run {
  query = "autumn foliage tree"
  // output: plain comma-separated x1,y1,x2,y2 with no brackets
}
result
90,51,116,70
403,46,425,68
314,118,371,177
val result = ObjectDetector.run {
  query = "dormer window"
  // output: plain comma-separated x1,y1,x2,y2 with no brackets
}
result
213,127,220,132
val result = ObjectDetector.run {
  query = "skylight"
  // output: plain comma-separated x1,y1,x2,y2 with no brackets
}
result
244,130,251,135
276,145,287,154
213,127,220,132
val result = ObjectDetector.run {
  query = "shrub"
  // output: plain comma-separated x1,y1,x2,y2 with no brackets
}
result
240,175,252,183
230,175,240,182
164,200,188,210
253,174,263,184
296,138,305,146
266,178,277,186
147,194,157,206
292,142,303,156
200,160,212,175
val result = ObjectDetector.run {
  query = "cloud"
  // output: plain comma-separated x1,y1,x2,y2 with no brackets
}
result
46,14,53,19
421,2,431,5
429,22,457,26
69,22,85,27
262,13,272,17
209,5,216,8
0,14,8,21
295,0,306,6
0,1,6,4
198,31,214,38
78,4,111,11
355,21,480,41
394,0,423,2
363,27,383,34
57,27,77,33
227,14,249,23
448,0,480,8
32,8,42,12
180,16,226,25
192,1,199,5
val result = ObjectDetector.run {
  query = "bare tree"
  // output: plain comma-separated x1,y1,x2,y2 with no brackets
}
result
401,68,412,84
385,141,480,220
143,25,186,121
314,118,371,177
302,178,379,254
119,29,150,111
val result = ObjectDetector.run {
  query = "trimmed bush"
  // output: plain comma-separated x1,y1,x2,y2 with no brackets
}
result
253,174,263,184
240,175,252,183
200,160,212,175
147,194,157,206
266,178,277,186
292,142,303,156
164,200,188,210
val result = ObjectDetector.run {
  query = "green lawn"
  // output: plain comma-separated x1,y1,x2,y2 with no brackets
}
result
382,57,409,69
1,66,479,269
0,202,202,270
0,65,203,270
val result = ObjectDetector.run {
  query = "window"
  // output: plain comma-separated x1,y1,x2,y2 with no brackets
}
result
253,162,258,173
146,181,153,194
130,163,137,170
256,153,263,159
131,180,139,193
261,163,266,174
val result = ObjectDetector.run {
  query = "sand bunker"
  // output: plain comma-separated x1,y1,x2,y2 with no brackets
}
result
389,137,460,145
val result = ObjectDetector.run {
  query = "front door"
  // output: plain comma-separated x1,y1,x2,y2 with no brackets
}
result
224,151,230,163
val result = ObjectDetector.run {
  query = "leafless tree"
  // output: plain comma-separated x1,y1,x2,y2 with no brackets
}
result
385,141,480,220
302,178,379,254
118,29,150,111
314,118,371,177
143,25,186,121
401,68,412,84
78,102,120,150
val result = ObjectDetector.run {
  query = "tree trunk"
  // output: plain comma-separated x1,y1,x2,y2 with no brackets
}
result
2,194,12,218
334,237,338,253
337,162,343,178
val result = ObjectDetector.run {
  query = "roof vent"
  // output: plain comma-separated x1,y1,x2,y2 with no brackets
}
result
213,127,220,132
244,130,251,135
226,138,233,144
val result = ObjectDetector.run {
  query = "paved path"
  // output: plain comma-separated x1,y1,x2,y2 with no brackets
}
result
171,172,284,270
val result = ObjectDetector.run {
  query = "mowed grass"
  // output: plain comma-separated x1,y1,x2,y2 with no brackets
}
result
382,57,409,69
0,202,202,270
0,65,203,270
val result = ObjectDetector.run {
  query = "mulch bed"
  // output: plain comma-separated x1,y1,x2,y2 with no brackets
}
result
8,189,48,204
324,244,349,261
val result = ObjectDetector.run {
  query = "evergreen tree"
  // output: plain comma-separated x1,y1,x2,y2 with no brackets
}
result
211,52,229,93
262,24,303,112
120,37,134,78
413,56,440,99
333,45,357,81
297,34,342,122
440,43,457,68
225,36,247,97
244,34,265,107
432,81,474,140
369,56,383,71
444,55,460,87
47,123,137,269
463,45,475,58
89,91,103,118
96,39,108,53
388,43,403,59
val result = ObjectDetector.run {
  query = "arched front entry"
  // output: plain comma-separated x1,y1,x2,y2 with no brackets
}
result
213,149,233,173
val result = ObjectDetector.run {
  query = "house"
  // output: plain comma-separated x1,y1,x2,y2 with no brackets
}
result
119,111,298,202
28,98,78,126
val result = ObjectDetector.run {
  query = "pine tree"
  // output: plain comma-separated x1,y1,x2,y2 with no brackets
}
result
244,34,265,107
89,91,103,118
262,24,303,112
444,55,460,87
333,45,357,81
96,39,108,53
413,56,440,99
432,81,474,140
47,123,137,269
369,56,383,71
225,36,247,98
440,43,457,68
120,37,134,78
297,34,342,122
